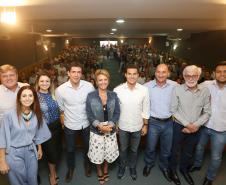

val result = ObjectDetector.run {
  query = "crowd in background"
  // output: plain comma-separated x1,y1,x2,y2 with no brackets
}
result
17,43,214,90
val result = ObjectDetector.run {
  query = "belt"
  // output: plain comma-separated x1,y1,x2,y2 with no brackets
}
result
150,116,172,122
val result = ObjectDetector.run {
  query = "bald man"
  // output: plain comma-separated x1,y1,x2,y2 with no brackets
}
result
143,64,177,182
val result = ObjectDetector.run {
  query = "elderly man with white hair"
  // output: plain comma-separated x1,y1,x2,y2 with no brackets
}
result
169,65,211,185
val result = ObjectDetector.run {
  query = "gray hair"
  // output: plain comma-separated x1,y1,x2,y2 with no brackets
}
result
183,65,202,77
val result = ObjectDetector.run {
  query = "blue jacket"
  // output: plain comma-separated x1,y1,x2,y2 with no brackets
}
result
86,90,120,135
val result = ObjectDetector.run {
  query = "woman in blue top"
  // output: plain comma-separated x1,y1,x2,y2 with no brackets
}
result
35,72,62,185
86,69,120,185
0,85,51,185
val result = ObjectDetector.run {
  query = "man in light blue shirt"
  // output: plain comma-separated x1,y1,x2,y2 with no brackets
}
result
190,61,226,185
143,64,177,182
55,62,94,182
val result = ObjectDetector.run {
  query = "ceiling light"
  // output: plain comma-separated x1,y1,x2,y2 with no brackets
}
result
116,19,125,23
148,37,152,44
0,8,17,25
173,44,178,50
46,29,52,33
43,45,48,51
110,32,114,35
177,28,183,32
65,39,69,44
111,28,117,32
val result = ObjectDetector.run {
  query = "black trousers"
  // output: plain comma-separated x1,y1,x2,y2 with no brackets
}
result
169,122,200,172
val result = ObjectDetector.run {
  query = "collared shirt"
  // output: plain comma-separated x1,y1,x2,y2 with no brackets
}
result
0,82,26,122
55,80,94,130
114,82,150,132
201,80,226,132
145,79,177,119
171,84,211,127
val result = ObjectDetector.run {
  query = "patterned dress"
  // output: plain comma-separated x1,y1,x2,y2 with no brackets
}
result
88,104,119,164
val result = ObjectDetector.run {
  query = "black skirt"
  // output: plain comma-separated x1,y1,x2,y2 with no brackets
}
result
42,119,62,164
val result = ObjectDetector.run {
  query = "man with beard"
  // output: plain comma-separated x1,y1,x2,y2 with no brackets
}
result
169,65,211,185
189,61,226,185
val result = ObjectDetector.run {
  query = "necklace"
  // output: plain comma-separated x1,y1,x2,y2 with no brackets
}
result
22,111,33,122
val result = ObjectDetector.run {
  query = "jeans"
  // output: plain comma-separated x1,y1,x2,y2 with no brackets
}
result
194,127,226,180
64,126,90,170
169,122,200,172
118,129,141,169
144,118,173,170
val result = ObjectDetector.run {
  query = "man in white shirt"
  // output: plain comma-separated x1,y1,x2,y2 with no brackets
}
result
0,64,27,184
190,61,226,185
0,64,27,122
55,62,94,183
114,63,150,180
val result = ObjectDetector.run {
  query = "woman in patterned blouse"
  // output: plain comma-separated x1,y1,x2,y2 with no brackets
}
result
35,72,62,185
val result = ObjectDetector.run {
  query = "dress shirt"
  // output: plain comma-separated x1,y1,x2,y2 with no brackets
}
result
114,82,150,132
202,80,226,132
171,84,211,127
145,79,177,119
0,82,26,122
55,80,94,130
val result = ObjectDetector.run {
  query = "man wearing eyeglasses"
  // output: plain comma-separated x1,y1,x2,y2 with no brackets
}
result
169,65,211,185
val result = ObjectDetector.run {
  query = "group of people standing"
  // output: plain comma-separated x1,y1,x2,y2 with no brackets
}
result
0,65,63,185
0,60,225,185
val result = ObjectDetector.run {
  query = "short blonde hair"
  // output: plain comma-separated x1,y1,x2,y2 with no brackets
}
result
94,69,110,82
0,64,18,74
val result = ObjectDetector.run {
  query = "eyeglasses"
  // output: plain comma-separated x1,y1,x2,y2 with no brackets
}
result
184,75,199,79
